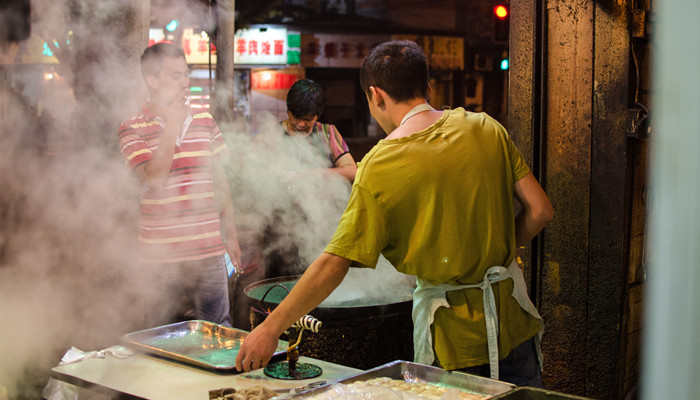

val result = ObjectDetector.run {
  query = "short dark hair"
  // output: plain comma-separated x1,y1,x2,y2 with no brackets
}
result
286,79,325,118
359,40,430,103
140,42,186,79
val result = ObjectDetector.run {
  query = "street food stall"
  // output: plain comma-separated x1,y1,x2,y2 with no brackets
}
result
48,319,592,400
48,320,518,400
48,282,594,400
48,320,358,399
47,263,594,400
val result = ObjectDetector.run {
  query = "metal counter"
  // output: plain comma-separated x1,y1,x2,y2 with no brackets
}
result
51,352,361,400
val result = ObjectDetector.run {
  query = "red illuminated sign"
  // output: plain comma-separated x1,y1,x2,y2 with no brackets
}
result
251,71,301,90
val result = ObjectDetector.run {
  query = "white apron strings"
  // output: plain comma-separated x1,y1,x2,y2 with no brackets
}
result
412,259,544,380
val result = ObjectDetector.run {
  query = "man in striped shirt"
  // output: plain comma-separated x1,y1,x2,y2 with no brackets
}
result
118,43,240,327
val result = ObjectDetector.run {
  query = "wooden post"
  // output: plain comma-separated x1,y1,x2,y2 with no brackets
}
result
588,2,630,398
70,1,150,147
213,0,235,124
510,1,631,398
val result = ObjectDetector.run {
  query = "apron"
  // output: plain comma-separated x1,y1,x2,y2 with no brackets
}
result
412,259,544,380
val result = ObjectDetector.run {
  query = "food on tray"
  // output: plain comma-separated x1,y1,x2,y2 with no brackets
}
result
208,385,278,400
303,377,488,400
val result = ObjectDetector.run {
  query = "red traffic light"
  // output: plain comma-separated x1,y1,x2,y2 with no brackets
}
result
492,2,510,43
494,4,509,20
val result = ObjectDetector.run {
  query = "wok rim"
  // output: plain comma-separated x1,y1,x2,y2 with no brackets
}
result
243,275,413,320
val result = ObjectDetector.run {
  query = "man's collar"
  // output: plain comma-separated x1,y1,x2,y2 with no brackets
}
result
141,103,157,120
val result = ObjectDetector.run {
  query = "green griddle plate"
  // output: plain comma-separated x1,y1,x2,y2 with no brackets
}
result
263,361,323,380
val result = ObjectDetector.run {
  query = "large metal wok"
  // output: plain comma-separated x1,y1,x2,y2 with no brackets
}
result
243,269,416,370
244,274,414,320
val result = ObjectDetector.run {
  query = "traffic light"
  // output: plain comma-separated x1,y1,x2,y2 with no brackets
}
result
492,1,509,44
498,50,509,70
499,57,509,71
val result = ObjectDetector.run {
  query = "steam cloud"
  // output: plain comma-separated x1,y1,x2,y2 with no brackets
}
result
223,112,349,268
0,0,155,397
0,1,413,398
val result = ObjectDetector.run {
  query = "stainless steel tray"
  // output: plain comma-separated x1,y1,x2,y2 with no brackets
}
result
294,360,515,398
489,387,593,400
122,320,288,372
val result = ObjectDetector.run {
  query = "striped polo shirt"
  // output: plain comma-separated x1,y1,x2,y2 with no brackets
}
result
118,105,228,264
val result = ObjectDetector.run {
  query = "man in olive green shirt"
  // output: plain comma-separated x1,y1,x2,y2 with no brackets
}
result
236,40,553,386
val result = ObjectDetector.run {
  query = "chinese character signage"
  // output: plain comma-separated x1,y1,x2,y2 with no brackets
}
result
234,27,288,65
176,27,290,65
301,34,390,68
180,28,217,64
392,35,464,70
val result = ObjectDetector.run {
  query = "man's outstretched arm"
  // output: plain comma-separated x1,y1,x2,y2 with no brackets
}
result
235,253,352,372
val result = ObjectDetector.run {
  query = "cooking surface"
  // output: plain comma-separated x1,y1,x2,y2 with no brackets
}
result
51,352,361,400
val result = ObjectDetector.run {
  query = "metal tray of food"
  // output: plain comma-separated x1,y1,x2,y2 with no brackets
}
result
292,360,515,399
122,320,288,372
489,387,593,400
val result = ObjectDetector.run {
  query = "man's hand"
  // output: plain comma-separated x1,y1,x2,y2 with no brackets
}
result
161,88,190,130
235,322,281,372
234,253,352,372
213,161,242,270
136,88,191,189
226,237,242,272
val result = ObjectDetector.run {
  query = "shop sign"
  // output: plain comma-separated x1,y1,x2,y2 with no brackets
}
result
251,70,303,90
181,28,217,64
148,28,213,64
301,34,389,68
234,27,288,65
149,28,166,47
149,27,291,66
392,35,464,70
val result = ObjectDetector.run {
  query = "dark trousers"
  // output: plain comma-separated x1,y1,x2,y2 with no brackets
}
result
456,336,542,387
